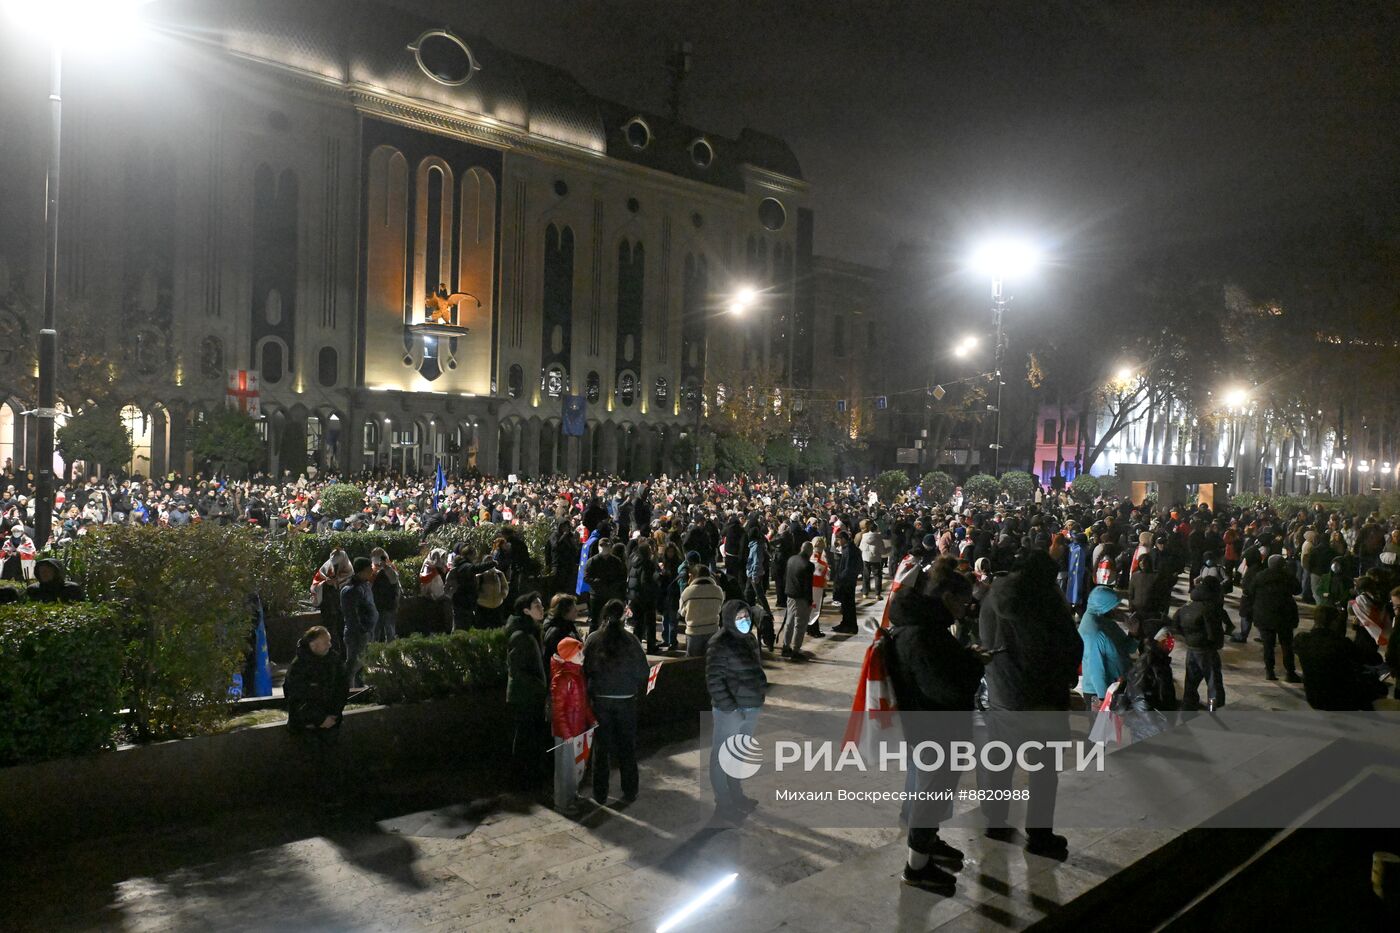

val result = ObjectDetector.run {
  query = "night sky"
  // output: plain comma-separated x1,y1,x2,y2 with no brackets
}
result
402,0,1400,311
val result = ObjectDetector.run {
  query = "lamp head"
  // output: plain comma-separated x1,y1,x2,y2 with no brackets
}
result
970,237,1039,281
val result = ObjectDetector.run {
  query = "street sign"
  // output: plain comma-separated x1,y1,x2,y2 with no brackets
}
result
896,448,918,464
1263,466,1274,489
836,399,847,413
876,396,888,410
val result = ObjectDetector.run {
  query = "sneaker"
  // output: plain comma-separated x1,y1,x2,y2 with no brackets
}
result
927,836,965,866
901,861,956,895
1265,671,1278,681
807,626,826,638
832,625,859,634
1026,829,1069,859
780,647,794,659
1284,671,1302,684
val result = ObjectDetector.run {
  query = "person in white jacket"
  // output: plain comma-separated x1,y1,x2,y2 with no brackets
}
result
857,519,886,598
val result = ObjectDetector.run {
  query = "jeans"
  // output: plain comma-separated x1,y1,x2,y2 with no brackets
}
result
1261,627,1297,676
554,733,582,811
1183,648,1225,709
686,633,711,657
783,599,811,652
862,560,883,597
710,706,760,808
343,624,369,688
661,607,678,647
592,696,639,801
374,609,397,642
980,713,1066,831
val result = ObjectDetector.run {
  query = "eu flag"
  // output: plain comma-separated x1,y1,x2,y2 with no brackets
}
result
563,395,587,437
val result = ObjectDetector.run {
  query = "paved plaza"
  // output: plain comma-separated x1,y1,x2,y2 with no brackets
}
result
3,582,1323,933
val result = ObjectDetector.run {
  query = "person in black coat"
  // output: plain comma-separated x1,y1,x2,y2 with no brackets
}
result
583,599,651,804
771,523,797,609
722,516,745,580
1128,551,1173,619
285,625,349,732
1295,605,1386,710
447,546,498,632
25,558,84,603
1252,554,1301,681
706,599,768,818
831,531,861,634
549,519,581,599
884,557,986,894
542,593,583,662
505,593,549,787
626,540,660,652
1172,577,1227,710
583,542,627,624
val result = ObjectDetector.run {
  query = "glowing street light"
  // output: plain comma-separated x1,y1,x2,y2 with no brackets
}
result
953,335,978,358
3,0,151,549
1116,366,1135,383
728,285,759,315
1222,386,1250,409
967,235,1041,476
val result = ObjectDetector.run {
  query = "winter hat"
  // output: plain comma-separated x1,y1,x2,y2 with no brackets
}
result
1267,554,1285,569
555,636,583,663
685,550,702,564
1086,586,1120,616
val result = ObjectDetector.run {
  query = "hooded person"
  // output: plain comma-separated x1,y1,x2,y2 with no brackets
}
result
1253,553,1302,682
883,557,986,894
583,599,650,804
977,550,1081,858
25,558,84,603
284,624,348,733
1077,586,1134,710
1172,576,1228,710
706,599,768,820
550,635,594,815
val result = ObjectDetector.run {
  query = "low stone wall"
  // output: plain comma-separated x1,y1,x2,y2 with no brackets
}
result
0,655,708,849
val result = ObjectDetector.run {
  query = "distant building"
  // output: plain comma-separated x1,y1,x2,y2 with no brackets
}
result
0,0,812,478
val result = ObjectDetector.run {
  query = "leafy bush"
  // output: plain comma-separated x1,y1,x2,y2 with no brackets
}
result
715,435,760,475
283,530,421,577
1000,470,1037,502
1339,494,1380,516
963,473,1001,504
758,437,793,473
361,628,509,704
1095,473,1122,499
1231,491,1262,510
189,408,265,476
425,517,552,580
799,438,836,475
0,602,124,765
874,470,910,503
68,524,276,741
920,471,955,505
1381,491,1400,520
57,406,135,477
1069,474,1101,505
316,483,365,520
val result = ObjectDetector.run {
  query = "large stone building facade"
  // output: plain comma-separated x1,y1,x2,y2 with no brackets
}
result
0,0,812,479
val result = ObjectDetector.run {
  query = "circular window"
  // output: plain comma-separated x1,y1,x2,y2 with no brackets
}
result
553,179,569,197
626,197,640,214
411,30,478,87
691,212,704,229
689,137,714,168
624,117,651,150
758,197,786,231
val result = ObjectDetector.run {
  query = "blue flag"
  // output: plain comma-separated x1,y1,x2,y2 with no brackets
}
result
563,394,587,437
433,461,447,510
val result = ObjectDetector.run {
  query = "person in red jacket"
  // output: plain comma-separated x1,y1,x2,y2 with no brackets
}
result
551,636,594,815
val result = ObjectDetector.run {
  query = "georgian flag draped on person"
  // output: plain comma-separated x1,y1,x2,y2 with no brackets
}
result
1351,591,1390,650
842,553,922,757
2,525,37,580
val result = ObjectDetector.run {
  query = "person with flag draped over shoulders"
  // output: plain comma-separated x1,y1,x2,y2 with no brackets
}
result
550,636,593,816
883,556,987,894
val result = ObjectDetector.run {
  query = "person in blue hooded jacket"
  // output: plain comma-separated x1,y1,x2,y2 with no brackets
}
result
1078,585,1134,710
576,527,600,597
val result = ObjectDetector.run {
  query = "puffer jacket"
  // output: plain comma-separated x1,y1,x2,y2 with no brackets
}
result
1172,579,1228,650
884,587,984,712
550,641,594,738
680,574,724,637
705,600,768,712
284,636,348,730
978,560,1083,711
1252,565,1301,631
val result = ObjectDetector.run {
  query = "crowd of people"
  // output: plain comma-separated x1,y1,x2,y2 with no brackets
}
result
6,458,1400,896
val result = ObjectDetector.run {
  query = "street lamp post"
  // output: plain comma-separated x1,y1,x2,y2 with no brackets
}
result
970,238,1038,477
33,41,62,551
690,285,758,476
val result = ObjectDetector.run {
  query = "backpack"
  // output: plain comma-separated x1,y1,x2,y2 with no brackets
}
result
476,567,508,609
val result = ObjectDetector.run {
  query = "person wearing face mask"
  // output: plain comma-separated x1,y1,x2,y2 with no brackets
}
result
1,523,36,580
706,599,768,822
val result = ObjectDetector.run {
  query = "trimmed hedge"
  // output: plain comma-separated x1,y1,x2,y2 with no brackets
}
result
963,473,1001,504
920,471,955,505
361,629,508,704
874,470,911,504
1000,470,1037,502
284,530,422,576
0,602,124,766
316,483,365,520
1069,474,1101,505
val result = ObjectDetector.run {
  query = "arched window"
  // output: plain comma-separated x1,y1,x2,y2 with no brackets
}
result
259,338,285,384
121,405,153,477
586,371,601,403
362,420,380,456
199,336,223,380
543,366,567,398
507,363,524,399
317,346,338,387
654,377,669,406
617,371,637,407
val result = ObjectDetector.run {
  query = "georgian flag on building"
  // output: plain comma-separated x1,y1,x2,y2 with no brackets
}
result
226,370,261,418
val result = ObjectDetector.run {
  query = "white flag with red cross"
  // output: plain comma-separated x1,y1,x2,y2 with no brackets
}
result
226,370,261,418
646,662,663,695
